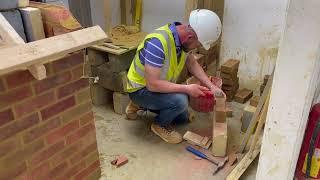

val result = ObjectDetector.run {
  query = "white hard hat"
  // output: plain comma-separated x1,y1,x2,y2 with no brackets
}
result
189,9,222,50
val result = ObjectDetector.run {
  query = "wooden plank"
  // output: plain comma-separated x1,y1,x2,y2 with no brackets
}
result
256,0,320,178
90,44,136,55
0,26,107,76
183,131,211,149
227,137,262,180
0,12,47,80
238,71,273,153
184,0,200,22
120,0,133,25
103,0,112,33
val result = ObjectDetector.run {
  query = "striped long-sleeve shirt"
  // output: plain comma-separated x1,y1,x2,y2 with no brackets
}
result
139,22,182,68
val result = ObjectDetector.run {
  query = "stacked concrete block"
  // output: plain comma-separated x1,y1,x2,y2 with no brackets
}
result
0,0,29,11
19,7,45,42
1,10,27,42
220,59,240,101
113,92,130,115
0,51,101,179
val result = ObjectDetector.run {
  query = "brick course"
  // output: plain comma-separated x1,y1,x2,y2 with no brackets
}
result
0,51,101,179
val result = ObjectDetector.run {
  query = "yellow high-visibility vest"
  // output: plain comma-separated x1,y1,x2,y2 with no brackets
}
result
126,24,187,93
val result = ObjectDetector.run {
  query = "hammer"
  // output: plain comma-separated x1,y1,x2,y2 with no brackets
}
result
186,146,228,175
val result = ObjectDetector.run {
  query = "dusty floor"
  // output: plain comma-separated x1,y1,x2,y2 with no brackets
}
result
94,102,258,180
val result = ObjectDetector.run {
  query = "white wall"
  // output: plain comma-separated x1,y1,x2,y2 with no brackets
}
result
141,0,185,32
90,0,121,31
220,0,288,89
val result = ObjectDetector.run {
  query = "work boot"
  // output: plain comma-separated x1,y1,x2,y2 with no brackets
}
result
125,100,140,120
151,123,182,144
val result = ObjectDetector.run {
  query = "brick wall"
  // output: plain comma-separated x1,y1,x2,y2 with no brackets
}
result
0,51,101,180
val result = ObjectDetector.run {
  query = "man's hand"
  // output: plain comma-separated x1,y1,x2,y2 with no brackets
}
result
186,84,209,98
210,84,226,99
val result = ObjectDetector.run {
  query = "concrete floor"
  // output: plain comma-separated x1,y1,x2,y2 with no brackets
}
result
94,102,258,180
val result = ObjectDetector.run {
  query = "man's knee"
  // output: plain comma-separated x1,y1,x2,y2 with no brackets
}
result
171,93,188,111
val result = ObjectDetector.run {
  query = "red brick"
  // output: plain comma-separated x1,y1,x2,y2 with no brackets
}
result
80,111,94,126
0,108,14,126
0,137,20,158
72,65,84,80
0,113,39,142
60,161,86,179
0,78,5,92
14,91,55,118
70,141,98,165
52,52,85,73
31,162,50,179
0,162,27,179
1,139,44,167
31,141,65,165
46,119,79,145
66,123,95,145
51,140,83,166
57,79,89,99
0,85,33,108
48,162,68,179
41,96,76,120
5,70,34,89
23,117,61,144
74,160,100,180
33,71,72,94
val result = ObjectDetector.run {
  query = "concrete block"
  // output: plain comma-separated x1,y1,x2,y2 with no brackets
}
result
0,0,29,10
108,50,135,73
221,59,240,74
241,104,256,133
234,88,253,104
88,49,108,66
97,63,127,92
1,10,27,42
113,92,130,114
20,7,45,42
212,122,228,157
90,84,112,106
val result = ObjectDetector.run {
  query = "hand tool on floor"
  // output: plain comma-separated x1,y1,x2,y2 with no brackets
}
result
186,146,228,174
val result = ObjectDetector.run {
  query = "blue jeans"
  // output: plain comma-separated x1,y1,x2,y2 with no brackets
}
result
129,88,189,127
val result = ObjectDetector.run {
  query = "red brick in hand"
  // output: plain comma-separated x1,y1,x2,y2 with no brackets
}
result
0,108,14,126
14,91,55,118
41,96,76,120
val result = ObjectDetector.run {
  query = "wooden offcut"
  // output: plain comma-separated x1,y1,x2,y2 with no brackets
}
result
183,131,212,149
221,59,240,73
0,26,107,76
234,88,253,104
212,122,228,157
250,96,260,107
